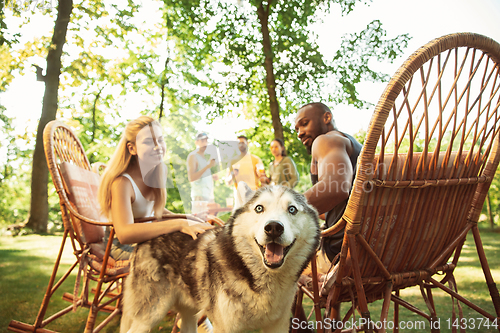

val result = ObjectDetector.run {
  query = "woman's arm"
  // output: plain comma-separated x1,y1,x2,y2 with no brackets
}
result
283,157,299,188
111,177,212,244
287,157,299,188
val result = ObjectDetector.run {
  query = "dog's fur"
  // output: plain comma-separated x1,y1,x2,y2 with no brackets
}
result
121,184,320,333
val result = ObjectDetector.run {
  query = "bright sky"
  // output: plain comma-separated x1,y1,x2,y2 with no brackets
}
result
315,0,500,136
2,0,500,146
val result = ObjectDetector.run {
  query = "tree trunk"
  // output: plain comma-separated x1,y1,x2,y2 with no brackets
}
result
26,0,73,233
91,85,105,144
256,2,283,141
159,83,166,119
159,58,170,119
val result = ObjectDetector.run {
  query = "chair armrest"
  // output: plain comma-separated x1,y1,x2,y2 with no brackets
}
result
321,218,346,238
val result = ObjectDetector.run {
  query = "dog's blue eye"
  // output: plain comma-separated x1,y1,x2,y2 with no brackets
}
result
255,205,264,213
288,206,297,215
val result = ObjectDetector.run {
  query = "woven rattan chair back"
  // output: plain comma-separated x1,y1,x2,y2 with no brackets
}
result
295,33,500,333
44,120,105,246
349,32,500,276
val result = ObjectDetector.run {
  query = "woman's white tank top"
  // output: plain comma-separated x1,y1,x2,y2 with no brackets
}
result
121,173,155,219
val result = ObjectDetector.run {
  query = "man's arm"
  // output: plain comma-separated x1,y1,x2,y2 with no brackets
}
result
187,153,215,182
304,134,353,215
253,155,265,187
225,158,237,185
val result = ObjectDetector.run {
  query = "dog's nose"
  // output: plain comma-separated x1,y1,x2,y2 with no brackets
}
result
264,221,284,239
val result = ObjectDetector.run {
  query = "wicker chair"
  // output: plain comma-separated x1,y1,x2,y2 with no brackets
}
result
8,121,130,333
293,33,500,333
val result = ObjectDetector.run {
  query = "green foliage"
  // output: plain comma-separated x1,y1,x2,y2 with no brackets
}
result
332,19,410,107
0,0,6,46
0,0,21,46
0,0,418,229
158,0,411,196
0,107,29,227
0,105,63,230
482,167,500,226
161,0,410,113
0,166,31,227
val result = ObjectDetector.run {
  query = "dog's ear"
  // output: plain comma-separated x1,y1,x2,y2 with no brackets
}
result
234,181,255,210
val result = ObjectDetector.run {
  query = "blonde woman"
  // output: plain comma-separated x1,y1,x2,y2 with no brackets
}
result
98,116,213,260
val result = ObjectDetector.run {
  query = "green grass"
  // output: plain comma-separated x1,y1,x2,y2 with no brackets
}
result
1,229,499,332
0,234,134,332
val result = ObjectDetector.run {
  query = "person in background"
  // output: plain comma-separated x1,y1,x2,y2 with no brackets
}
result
226,135,265,191
260,138,299,189
187,132,218,202
293,102,362,332
295,102,362,271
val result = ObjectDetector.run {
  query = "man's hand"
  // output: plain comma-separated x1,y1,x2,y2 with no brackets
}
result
190,212,224,226
208,158,216,168
207,214,225,226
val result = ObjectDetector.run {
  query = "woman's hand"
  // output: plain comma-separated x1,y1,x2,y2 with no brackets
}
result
180,221,214,240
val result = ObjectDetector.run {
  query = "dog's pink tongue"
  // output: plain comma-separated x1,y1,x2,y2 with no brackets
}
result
265,243,284,264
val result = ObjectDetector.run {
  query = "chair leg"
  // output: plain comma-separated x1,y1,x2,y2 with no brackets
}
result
327,303,340,333
394,289,400,333
331,306,351,333
378,282,393,333
291,289,304,333
347,235,372,333
447,276,464,333
309,255,325,333
420,283,440,333
472,226,500,319
8,230,77,333
85,229,116,333
34,230,70,329
360,311,373,333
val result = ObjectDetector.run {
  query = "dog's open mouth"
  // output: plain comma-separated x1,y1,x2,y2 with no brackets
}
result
256,239,295,268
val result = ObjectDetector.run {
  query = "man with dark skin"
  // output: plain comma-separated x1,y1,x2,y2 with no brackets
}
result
295,102,362,272
292,102,362,332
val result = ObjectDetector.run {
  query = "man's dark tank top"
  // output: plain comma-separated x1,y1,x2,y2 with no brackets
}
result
310,131,362,262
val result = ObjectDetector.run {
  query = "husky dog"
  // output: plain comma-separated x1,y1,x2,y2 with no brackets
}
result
121,183,320,333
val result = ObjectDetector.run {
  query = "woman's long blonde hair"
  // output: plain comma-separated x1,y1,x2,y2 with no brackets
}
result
98,116,167,220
